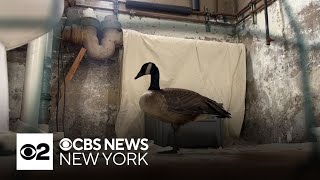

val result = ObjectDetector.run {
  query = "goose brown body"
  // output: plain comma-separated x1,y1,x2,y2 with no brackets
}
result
139,88,231,127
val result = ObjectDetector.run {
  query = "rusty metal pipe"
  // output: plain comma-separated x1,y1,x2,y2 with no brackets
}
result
62,16,123,60
237,0,262,18
236,0,277,25
84,27,122,59
75,0,276,26
76,4,236,23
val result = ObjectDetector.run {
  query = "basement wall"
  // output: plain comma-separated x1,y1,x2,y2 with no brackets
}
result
49,13,236,139
238,0,320,143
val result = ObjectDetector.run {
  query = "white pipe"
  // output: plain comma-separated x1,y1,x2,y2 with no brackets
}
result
21,34,47,128
0,42,9,132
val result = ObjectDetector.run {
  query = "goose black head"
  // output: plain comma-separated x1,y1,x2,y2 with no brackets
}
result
134,62,158,80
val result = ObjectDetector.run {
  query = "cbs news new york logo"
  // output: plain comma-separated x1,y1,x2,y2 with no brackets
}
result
16,134,53,170
16,134,149,170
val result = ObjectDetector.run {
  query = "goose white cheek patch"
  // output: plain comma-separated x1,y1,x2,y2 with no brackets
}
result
145,63,152,75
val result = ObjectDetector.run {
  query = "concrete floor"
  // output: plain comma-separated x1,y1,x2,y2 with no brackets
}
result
0,143,319,180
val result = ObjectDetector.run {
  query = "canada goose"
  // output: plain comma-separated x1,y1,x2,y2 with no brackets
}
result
135,62,231,153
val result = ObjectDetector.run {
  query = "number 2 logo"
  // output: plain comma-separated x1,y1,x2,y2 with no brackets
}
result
20,143,50,160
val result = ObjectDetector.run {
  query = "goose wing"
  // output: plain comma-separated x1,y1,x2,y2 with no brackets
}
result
160,88,231,118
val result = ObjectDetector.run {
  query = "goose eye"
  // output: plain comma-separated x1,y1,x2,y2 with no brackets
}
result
20,144,37,160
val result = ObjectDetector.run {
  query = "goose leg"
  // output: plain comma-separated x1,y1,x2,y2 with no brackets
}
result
172,125,180,152
158,124,180,154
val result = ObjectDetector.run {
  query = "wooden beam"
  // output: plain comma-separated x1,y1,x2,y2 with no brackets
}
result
65,48,87,82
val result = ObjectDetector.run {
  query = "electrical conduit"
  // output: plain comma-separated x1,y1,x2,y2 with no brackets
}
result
38,31,53,132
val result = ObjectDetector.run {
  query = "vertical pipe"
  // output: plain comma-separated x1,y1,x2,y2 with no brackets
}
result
39,31,53,131
21,34,46,128
264,0,271,45
192,0,200,11
114,0,119,19
0,42,9,132
215,0,219,12
251,1,257,24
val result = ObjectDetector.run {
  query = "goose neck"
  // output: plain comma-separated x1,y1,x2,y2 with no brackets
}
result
149,67,160,90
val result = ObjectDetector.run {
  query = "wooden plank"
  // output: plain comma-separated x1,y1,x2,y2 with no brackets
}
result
65,47,87,82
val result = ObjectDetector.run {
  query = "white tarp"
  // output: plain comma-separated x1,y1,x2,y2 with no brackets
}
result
116,29,246,139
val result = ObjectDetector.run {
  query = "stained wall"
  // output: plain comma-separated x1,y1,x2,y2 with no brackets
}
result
238,0,320,143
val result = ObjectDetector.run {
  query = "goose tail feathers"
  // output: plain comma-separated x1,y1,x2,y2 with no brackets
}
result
205,99,231,118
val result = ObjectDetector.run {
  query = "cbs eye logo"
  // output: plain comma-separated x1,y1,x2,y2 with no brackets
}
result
59,138,72,151
16,133,53,170
20,143,50,160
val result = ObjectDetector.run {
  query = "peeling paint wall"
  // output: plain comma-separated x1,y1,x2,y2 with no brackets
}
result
238,0,320,143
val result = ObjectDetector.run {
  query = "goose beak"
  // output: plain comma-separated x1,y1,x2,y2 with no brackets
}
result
134,72,144,80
